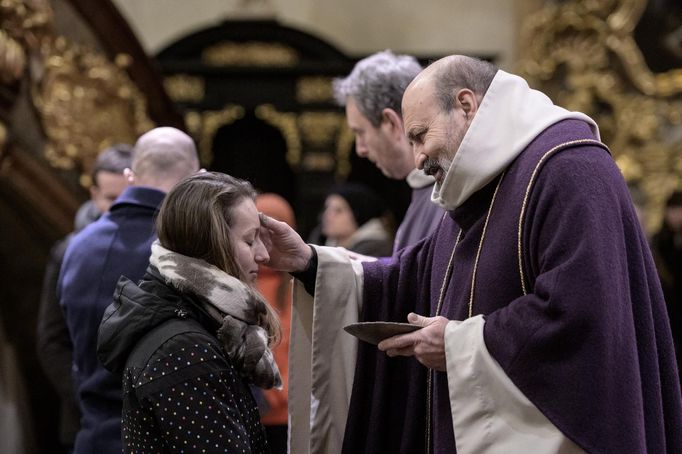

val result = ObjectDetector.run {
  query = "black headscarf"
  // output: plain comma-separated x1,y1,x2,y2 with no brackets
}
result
328,183,386,227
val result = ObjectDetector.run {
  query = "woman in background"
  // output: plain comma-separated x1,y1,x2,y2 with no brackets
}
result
322,182,393,257
97,172,280,453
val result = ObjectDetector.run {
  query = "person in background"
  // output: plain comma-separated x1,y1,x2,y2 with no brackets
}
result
97,172,278,454
322,182,393,257
333,50,443,252
58,127,199,454
37,144,132,451
255,193,295,453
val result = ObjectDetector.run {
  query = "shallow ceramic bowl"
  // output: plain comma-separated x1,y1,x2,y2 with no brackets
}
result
343,321,421,345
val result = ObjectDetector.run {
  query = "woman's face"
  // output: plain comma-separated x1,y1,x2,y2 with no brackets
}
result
229,198,269,285
322,194,357,240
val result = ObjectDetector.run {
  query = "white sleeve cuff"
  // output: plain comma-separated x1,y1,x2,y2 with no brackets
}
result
444,315,583,454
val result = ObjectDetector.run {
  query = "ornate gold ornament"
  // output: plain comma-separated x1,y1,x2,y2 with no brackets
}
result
202,41,299,67
296,76,334,104
255,104,302,167
518,0,682,233
0,29,26,84
33,38,154,184
301,152,335,172
297,111,345,148
185,104,245,166
1,0,155,187
164,74,205,103
335,121,355,178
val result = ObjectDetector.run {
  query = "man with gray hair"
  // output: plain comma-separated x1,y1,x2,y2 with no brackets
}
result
58,127,200,454
334,50,442,252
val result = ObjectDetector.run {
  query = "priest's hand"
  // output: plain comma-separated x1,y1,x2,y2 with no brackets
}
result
259,213,312,272
378,313,448,371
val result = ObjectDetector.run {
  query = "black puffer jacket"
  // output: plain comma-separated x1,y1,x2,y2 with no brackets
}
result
97,267,269,453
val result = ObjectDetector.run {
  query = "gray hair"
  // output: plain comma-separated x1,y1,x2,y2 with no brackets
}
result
432,56,497,112
333,50,422,127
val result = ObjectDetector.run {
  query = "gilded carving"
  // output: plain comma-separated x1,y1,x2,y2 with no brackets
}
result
164,74,205,103
187,104,245,166
34,39,154,183
296,76,334,104
0,29,26,84
1,0,155,187
335,121,355,178
202,41,299,67
297,111,345,148
518,0,682,233
255,104,301,167
302,152,335,172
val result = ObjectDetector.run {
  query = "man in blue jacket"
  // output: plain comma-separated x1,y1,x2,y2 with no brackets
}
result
58,127,200,454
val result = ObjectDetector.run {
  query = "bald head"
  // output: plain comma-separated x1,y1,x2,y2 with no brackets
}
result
406,55,497,113
130,127,200,192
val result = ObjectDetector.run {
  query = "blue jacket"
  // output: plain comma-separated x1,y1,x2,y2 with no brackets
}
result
58,186,165,454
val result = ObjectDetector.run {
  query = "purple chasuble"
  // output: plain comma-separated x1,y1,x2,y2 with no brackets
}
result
343,119,682,453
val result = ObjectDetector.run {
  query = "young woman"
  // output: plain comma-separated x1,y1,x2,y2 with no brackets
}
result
97,172,280,453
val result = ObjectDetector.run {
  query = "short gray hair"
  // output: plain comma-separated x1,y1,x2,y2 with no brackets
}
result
433,56,497,112
333,50,422,127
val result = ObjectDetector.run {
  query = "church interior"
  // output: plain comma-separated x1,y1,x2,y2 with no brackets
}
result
1,0,680,451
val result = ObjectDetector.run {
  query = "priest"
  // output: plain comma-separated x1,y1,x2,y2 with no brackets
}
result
261,55,682,453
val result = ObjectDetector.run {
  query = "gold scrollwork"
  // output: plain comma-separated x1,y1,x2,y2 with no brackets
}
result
1,0,155,187
164,74,205,103
202,41,299,67
255,104,301,167
187,104,245,166
297,111,345,148
33,39,154,182
302,152,335,172
335,121,355,178
0,29,26,84
296,76,334,104
518,0,682,233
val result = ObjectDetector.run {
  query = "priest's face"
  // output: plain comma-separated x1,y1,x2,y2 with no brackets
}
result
402,78,471,186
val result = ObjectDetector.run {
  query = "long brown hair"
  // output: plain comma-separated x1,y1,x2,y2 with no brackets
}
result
156,172,280,342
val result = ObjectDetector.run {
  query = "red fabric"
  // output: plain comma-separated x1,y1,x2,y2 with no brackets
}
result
257,267,291,426
255,193,295,426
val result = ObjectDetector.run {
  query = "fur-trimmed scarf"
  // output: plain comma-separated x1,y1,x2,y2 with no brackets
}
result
150,242,281,389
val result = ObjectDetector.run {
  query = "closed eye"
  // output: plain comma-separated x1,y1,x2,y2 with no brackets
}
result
407,129,426,144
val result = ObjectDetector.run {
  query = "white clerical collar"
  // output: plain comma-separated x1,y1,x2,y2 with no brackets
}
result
431,70,600,211
406,168,435,189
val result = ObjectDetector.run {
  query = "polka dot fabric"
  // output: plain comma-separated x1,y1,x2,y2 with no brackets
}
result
121,331,269,453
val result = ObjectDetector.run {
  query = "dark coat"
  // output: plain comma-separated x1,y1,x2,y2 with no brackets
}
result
97,267,269,453
58,186,165,454
36,200,100,446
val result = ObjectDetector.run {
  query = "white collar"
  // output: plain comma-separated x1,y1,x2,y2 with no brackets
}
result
432,70,600,210
406,168,435,189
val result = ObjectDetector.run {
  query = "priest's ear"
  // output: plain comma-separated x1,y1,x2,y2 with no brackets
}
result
455,88,479,119
380,108,405,139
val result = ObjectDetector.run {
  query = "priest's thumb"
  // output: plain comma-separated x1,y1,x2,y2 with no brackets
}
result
407,312,429,326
